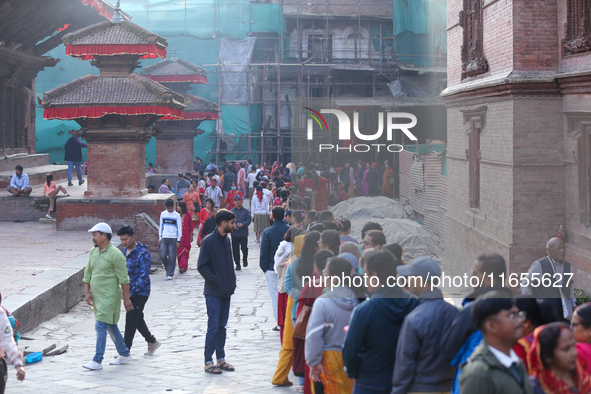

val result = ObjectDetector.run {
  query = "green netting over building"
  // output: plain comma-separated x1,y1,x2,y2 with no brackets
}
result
35,0,446,165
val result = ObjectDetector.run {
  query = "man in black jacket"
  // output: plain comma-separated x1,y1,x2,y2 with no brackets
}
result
230,195,251,271
439,254,512,394
200,206,219,241
197,209,236,374
64,136,87,186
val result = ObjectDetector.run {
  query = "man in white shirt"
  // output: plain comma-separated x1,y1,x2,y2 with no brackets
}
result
246,167,258,204
158,199,182,280
520,237,576,320
205,178,223,207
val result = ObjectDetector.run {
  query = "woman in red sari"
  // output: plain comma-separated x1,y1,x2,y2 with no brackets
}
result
197,198,214,247
176,201,193,274
183,184,201,228
226,182,243,210
297,171,330,211
528,322,591,394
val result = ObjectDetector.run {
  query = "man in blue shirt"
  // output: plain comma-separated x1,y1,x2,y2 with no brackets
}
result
7,165,32,197
117,225,160,356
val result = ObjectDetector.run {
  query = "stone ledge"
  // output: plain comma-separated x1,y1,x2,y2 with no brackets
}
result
2,252,90,333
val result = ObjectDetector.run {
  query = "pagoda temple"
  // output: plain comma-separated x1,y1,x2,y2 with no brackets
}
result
142,48,219,173
39,1,185,197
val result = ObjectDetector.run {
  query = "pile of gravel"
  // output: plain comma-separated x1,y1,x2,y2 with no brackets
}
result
331,197,443,261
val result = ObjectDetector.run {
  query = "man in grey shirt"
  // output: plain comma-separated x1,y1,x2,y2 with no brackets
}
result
175,173,190,197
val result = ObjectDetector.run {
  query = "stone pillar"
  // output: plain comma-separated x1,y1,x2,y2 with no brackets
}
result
73,128,157,197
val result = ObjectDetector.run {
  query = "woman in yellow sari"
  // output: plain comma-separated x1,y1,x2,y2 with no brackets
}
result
381,160,395,197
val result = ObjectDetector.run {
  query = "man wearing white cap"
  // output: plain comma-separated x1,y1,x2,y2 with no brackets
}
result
392,256,459,394
82,222,133,370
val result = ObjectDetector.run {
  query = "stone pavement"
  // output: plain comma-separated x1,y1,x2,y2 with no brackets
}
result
0,221,92,298
8,230,298,394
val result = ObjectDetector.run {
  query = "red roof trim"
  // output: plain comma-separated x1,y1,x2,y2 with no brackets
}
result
43,106,183,120
66,44,167,60
162,111,219,121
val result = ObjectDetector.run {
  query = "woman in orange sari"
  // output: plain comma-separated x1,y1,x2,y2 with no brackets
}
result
183,184,201,228
176,202,193,274
297,171,330,211
381,160,394,197
528,322,591,394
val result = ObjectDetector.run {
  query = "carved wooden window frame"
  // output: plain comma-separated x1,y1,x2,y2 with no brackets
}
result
564,0,591,56
459,0,489,79
462,106,487,210
567,115,591,225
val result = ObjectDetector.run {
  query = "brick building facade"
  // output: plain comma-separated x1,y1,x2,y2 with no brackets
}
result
443,0,591,291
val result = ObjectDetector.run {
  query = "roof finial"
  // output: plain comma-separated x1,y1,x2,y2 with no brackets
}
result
112,0,123,24
171,45,178,62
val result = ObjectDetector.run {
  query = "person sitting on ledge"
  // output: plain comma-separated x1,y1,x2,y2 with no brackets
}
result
7,165,32,197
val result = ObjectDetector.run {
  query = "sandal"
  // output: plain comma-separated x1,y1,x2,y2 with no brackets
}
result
204,365,222,374
217,361,235,371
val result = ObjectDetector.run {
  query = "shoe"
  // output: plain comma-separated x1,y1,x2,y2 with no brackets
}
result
166,276,173,280
179,268,186,274
110,355,132,365
63,193,70,197
82,361,103,370
235,265,241,271
46,214,52,219
68,182,73,187
296,384,304,393
272,326,281,331
145,340,161,356
79,179,85,186
243,261,248,267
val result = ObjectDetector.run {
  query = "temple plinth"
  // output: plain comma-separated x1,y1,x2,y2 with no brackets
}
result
40,2,185,197
142,47,218,173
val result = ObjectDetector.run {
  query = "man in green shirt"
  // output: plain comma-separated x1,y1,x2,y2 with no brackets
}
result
82,222,133,370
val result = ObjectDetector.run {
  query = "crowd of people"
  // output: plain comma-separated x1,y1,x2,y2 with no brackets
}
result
3,156,588,394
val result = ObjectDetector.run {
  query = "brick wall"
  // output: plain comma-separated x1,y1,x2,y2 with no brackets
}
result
85,140,147,197
0,195,50,221
483,0,514,76
156,137,194,174
513,0,559,72
134,213,161,266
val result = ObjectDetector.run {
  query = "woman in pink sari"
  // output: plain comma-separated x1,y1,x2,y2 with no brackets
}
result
176,201,193,274
237,162,246,194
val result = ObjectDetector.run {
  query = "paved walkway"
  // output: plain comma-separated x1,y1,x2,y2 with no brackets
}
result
8,231,297,393
0,222,92,298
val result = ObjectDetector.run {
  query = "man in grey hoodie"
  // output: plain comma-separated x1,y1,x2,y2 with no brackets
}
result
305,257,361,391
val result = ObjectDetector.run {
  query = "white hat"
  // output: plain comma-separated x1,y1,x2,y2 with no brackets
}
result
88,222,112,234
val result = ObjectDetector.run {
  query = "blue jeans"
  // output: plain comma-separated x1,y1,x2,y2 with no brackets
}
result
353,381,392,394
204,295,231,364
159,238,177,277
93,320,129,363
67,161,83,183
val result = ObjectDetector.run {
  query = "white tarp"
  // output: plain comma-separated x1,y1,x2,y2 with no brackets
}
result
330,196,443,261
219,37,257,104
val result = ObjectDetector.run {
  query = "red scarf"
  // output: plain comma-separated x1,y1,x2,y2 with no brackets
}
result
256,189,263,202
529,325,591,394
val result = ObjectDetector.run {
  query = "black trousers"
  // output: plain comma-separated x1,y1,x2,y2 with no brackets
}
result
0,357,6,394
231,236,248,266
124,295,155,350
